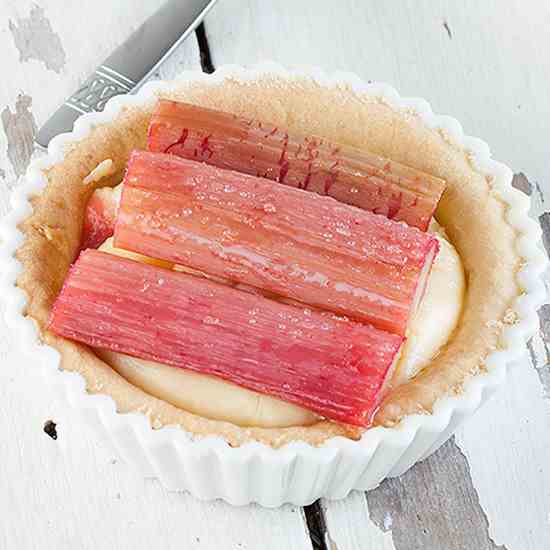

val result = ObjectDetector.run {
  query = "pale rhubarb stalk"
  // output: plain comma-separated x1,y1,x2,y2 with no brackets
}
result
48,249,403,427
115,151,440,335
147,100,446,230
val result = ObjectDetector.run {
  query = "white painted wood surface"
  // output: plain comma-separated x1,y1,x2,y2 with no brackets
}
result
1,1,549,549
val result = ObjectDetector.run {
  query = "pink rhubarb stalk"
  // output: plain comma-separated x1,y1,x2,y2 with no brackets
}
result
48,249,403,427
147,100,446,230
81,186,121,249
115,151,439,335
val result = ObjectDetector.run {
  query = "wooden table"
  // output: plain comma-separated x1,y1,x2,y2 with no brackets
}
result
1,2,549,549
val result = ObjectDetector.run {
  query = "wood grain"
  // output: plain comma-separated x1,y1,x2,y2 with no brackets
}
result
366,438,505,550
0,3,314,550
0,349,313,550
203,2,550,549
323,492,395,550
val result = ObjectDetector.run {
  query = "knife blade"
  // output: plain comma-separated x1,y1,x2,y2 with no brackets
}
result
36,0,218,148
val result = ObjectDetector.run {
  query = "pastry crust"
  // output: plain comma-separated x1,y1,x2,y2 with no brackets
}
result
16,76,521,447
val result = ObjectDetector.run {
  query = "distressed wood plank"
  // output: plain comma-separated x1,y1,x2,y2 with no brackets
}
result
0,335,313,550
366,438,506,550
0,1,160,123
0,0,202,199
512,172,550,393
322,493,395,550
203,2,550,549
1,0,549,548
205,0,550,184
322,440,511,550
0,2,313,550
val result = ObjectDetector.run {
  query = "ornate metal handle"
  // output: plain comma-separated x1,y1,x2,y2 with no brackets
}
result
65,66,136,115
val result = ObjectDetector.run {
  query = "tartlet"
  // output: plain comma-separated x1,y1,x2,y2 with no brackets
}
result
4,65,545,503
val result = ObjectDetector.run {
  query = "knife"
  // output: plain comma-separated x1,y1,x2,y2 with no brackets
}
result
36,0,218,148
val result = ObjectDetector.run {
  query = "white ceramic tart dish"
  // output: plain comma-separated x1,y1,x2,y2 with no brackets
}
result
0,63,546,506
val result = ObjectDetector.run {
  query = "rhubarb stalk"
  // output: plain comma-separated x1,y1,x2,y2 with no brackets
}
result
147,100,446,230
115,151,439,335
48,250,403,427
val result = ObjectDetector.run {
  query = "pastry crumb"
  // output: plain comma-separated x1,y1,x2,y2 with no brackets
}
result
35,224,55,242
437,128,451,144
402,107,418,118
503,309,519,324
151,417,163,429
83,159,115,185
450,385,463,396
136,404,152,416
485,174,496,190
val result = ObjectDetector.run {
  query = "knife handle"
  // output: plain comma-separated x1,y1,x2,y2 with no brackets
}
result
36,66,136,147
65,66,136,115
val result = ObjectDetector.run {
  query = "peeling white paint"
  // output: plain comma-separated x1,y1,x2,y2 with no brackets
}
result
1,94,37,179
9,4,66,73
455,360,550,550
366,438,507,550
